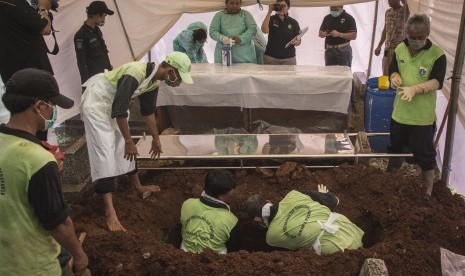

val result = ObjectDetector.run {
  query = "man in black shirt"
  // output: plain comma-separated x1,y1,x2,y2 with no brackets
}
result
319,6,357,111
74,1,114,84
319,6,357,67
0,0,53,83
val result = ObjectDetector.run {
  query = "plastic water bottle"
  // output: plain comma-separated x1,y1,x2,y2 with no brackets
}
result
222,43,232,67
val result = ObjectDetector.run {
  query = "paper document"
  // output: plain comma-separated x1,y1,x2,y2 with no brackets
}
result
284,26,309,49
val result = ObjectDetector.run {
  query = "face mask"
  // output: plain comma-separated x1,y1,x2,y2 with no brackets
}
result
407,38,426,50
166,70,182,87
196,41,205,46
330,11,341,17
39,101,57,130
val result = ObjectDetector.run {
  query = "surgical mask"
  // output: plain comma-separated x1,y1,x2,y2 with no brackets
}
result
98,16,106,27
407,38,426,50
39,101,57,130
330,11,341,17
166,70,182,87
196,41,205,46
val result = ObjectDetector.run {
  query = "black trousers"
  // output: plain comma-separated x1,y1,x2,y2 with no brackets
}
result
95,168,138,193
388,119,436,171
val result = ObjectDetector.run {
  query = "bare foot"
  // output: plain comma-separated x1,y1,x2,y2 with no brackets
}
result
105,210,126,232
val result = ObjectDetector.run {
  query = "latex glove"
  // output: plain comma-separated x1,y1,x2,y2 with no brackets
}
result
390,72,403,89
398,86,418,101
415,79,440,94
220,35,231,45
318,184,329,193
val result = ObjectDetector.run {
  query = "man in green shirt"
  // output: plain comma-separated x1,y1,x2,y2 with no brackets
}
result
0,68,88,275
81,52,193,232
387,14,447,196
245,185,363,255
180,170,240,253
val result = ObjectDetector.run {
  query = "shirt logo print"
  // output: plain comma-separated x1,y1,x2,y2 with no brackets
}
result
340,18,346,24
419,67,427,76
288,24,293,30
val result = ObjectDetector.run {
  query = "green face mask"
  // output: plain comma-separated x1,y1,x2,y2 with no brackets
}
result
39,101,57,130
330,11,341,17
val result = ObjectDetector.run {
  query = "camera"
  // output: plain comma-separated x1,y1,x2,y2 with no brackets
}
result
31,0,59,12
273,3,283,11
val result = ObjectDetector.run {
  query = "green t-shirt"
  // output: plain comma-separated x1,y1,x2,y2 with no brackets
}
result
392,42,445,125
266,190,364,254
181,198,238,253
0,132,61,275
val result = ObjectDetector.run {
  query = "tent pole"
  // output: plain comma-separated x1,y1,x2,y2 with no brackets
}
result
366,0,379,78
441,0,465,184
113,0,136,60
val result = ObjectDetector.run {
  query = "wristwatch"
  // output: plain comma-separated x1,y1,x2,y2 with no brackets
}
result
339,32,343,38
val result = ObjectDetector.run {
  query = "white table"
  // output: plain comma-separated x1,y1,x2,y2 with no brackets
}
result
157,64,353,114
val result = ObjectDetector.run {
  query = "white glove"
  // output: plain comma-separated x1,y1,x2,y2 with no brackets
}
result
390,72,403,89
220,35,231,45
318,184,329,193
398,86,418,101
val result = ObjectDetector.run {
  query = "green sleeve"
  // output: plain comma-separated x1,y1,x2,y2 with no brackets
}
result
238,11,257,44
209,12,224,42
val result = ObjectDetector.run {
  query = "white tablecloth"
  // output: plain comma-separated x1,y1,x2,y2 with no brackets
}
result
157,64,353,114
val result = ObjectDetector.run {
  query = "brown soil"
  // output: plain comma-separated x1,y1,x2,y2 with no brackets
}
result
71,163,465,275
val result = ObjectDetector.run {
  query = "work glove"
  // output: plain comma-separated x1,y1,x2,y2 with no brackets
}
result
220,35,231,45
390,72,403,89
318,184,329,193
398,79,440,102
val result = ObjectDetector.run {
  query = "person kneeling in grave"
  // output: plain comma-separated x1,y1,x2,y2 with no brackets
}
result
180,170,240,254
245,185,364,255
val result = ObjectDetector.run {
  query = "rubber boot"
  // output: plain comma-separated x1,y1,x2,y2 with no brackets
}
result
422,169,434,196
386,158,404,173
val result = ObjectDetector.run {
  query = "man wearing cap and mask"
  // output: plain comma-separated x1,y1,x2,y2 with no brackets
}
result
81,51,193,232
386,14,446,196
74,1,114,84
245,186,363,255
0,68,89,275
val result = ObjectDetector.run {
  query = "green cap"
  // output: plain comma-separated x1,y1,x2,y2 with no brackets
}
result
164,52,193,84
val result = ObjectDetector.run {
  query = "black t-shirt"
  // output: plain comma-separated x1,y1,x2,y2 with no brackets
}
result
0,124,70,231
265,14,301,59
74,23,112,83
319,10,357,46
0,0,53,83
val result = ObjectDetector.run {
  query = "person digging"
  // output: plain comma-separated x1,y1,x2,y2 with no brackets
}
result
245,185,364,254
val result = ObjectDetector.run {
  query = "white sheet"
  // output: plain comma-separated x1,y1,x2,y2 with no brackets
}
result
157,63,353,114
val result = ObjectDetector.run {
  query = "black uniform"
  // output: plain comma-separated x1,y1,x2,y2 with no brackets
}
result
319,11,357,47
265,14,300,59
0,0,53,83
74,23,112,83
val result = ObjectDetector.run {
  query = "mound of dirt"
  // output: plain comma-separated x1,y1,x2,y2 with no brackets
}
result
71,163,465,275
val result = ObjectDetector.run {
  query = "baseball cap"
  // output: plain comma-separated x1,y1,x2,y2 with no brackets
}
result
87,1,114,15
164,52,193,84
5,69,74,109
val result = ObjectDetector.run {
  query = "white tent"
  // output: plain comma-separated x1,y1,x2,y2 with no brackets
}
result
0,0,464,192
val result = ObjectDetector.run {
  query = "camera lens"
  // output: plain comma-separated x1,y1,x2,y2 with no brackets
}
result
273,4,282,11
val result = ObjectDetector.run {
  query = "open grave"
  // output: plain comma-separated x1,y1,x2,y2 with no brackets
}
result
70,162,465,275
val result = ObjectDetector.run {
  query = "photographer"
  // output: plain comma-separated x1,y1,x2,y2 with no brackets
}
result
261,0,301,65
0,0,59,140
